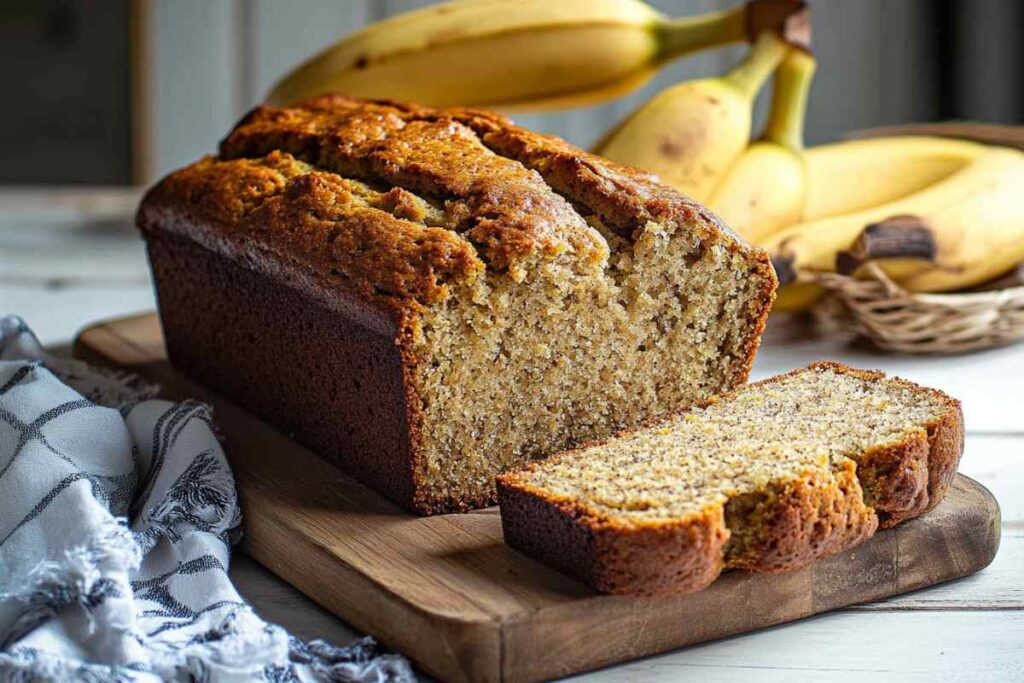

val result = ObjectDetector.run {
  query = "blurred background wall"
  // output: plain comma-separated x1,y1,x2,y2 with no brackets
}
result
2,0,1021,186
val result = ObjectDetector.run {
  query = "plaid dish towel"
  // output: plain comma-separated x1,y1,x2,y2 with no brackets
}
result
0,316,414,682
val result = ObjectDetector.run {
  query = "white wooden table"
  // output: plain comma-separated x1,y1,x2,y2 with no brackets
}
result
3,188,1022,682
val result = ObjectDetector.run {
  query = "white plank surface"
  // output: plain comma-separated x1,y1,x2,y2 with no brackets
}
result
959,435,1024,524
0,285,155,349
573,611,1024,682
0,187,141,227
0,191,153,346
4,189,1022,681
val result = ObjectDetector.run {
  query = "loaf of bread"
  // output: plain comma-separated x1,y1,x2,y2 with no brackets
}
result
137,95,776,514
497,363,963,595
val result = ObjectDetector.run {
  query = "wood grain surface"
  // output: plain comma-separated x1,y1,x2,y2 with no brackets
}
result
74,313,1002,683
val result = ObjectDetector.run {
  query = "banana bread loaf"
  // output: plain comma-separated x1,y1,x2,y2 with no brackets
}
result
137,95,776,515
497,363,963,594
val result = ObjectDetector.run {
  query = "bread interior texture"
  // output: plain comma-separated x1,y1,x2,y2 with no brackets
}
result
508,366,949,525
412,220,764,508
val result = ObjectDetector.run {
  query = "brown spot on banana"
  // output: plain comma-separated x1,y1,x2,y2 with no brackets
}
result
835,215,939,276
658,138,687,159
658,127,708,160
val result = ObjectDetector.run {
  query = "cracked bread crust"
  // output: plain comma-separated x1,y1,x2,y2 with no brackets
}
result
141,95,772,312
139,151,485,317
497,363,964,595
216,97,609,281
138,96,777,515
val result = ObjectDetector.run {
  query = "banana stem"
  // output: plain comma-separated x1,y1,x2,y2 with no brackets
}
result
723,31,789,98
655,6,748,63
763,49,817,150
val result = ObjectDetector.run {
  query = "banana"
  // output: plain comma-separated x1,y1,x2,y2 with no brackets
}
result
770,136,989,312
267,0,753,110
595,31,790,202
763,146,1024,308
707,47,816,243
803,136,987,220
771,281,824,313
896,151,1024,292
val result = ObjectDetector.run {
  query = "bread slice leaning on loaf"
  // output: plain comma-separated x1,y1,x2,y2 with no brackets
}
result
137,95,776,515
497,363,963,595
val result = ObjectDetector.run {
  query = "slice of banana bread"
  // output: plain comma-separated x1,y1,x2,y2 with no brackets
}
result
137,95,776,515
497,363,963,594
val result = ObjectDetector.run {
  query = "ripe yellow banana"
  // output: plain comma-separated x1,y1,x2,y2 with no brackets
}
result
763,146,1024,308
595,31,789,202
769,136,989,312
267,0,751,110
803,136,987,220
707,48,816,243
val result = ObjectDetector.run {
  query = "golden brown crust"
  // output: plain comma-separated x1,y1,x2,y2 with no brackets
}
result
216,97,607,277
137,151,485,312
497,362,964,595
497,479,728,596
457,112,723,237
724,461,878,573
139,94,772,313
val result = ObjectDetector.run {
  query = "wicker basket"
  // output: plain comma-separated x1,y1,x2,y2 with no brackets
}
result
810,263,1024,354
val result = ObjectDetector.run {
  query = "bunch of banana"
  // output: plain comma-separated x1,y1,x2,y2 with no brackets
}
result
760,135,993,310
764,143,1024,308
266,0,804,110
594,31,791,202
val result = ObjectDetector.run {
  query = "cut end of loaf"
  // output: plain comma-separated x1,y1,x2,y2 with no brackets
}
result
497,363,964,594
409,223,770,513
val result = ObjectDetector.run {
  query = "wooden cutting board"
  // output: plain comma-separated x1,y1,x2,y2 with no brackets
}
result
74,313,1001,683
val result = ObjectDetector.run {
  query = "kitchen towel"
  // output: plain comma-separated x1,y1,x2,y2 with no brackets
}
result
0,316,414,682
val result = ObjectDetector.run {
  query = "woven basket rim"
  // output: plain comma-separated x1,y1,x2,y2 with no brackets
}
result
810,263,1024,304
